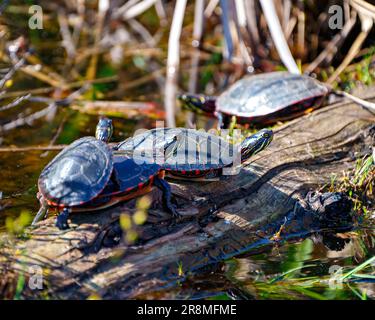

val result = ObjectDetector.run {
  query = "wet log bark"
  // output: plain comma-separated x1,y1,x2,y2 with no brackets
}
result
1,87,374,299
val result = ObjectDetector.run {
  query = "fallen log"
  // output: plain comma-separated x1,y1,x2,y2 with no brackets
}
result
0,87,374,299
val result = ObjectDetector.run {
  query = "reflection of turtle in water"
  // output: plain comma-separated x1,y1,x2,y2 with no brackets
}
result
33,119,178,230
117,127,273,181
179,71,375,128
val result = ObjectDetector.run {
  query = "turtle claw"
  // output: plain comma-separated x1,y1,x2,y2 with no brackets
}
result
168,203,181,218
56,208,70,230
154,176,181,218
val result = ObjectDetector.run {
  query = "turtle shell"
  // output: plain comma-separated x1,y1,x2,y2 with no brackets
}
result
117,128,235,172
85,154,162,208
38,137,113,207
216,71,329,118
107,155,161,193
163,129,234,172
117,127,182,158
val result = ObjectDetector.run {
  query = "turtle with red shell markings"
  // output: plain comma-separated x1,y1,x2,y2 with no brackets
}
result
178,71,375,128
116,127,273,181
33,119,178,230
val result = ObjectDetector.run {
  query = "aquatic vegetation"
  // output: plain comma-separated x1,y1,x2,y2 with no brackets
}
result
326,154,374,218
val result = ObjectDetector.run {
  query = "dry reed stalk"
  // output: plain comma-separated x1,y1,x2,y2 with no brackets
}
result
284,15,297,41
282,0,292,31
116,0,158,20
155,0,167,26
327,0,374,84
165,0,187,127
234,0,253,68
306,11,357,73
204,0,220,17
296,6,305,58
57,11,76,59
244,0,261,55
25,54,67,84
86,0,109,80
260,0,300,74
187,0,206,128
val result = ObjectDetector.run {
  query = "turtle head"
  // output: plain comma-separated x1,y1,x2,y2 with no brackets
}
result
95,117,113,142
241,129,273,162
177,93,216,114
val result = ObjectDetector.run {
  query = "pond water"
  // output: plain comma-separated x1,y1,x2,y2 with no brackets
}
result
0,2,374,300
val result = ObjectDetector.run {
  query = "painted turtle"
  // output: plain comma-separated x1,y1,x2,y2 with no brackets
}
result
178,71,375,128
116,128,273,180
33,120,177,230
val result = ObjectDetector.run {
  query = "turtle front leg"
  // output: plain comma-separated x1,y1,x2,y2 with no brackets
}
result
56,208,71,230
154,177,180,218
215,111,224,130
215,112,231,130
32,193,49,225
110,168,122,191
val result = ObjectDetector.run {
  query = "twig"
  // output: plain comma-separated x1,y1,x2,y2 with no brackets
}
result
119,67,165,91
305,11,357,74
75,46,162,64
21,65,64,88
0,85,89,133
0,145,66,153
128,19,156,46
327,8,373,84
26,54,67,85
71,100,157,111
336,90,375,111
115,0,158,20
57,11,76,58
40,114,68,158
0,94,31,112
0,102,57,132
0,58,25,89
127,19,165,92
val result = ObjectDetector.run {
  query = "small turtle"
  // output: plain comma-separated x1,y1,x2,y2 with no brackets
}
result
117,128,273,181
33,120,177,230
178,71,375,128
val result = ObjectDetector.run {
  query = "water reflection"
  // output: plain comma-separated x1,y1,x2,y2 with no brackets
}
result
139,229,374,300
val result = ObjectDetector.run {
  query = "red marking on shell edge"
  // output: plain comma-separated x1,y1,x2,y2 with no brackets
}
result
38,161,114,209
138,183,144,189
181,170,186,174
195,170,201,175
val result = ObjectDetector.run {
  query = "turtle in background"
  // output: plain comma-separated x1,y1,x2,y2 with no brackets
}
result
178,71,375,128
